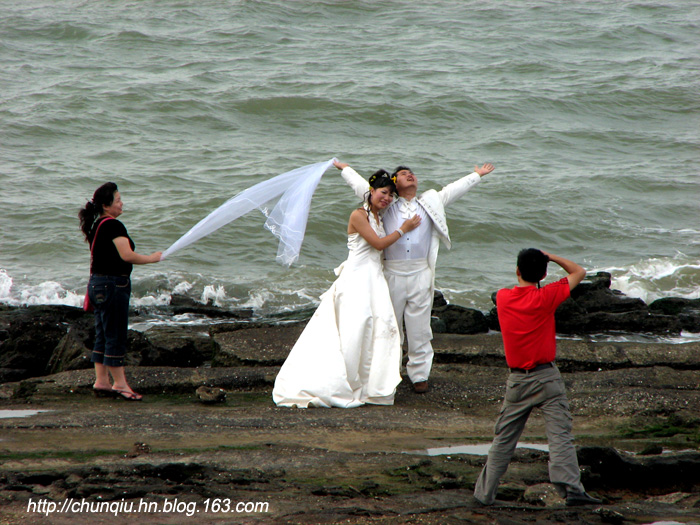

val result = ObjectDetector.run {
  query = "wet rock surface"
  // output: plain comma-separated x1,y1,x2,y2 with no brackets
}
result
1,280,700,523
1,273,699,385
0,329,699,523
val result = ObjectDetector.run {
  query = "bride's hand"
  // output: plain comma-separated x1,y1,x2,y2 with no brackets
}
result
333,160,348,170
400,215,421,233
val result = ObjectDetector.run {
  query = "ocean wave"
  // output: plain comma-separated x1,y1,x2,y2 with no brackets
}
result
0,270,83,308
601,254,700,304
0,268,322,317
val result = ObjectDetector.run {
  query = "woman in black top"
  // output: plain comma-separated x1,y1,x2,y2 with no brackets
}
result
79,182,162,400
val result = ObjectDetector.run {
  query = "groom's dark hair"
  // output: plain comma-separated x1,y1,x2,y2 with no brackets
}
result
391,165,412,178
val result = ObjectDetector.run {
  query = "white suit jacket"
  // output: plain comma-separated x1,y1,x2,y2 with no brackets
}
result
341,166,481,289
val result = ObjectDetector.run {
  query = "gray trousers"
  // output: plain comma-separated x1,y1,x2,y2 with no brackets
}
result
473,364,585,504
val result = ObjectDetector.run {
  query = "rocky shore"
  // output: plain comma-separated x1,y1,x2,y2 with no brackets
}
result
0,273,699,524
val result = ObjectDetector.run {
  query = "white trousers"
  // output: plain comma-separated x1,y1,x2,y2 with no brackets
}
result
384,264,434,383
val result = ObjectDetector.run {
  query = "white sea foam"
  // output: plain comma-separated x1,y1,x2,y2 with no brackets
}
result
0,270,83,307
601,254,700,304
130,293,172,308
201,285,227,307
241,289,275,309
172,281,193,294
0,270,13,301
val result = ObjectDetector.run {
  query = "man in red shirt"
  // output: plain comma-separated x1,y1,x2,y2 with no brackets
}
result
473,249,602,507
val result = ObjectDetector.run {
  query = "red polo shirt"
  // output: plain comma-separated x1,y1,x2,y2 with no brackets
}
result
496,278,570,370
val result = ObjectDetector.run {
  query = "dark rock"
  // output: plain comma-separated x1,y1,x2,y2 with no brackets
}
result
46,326,93,375
432,305,489,335
430,315,447,334
431,333,700,373
593,508,625,525
578,446,700,491
573,288,647,314
211,322,306,367
649,298,700,332
522,483,563,507
485,307,500,332
433,290,447,308
679,313,700,333
554,298,590,334
487,272,690,336
141,326,214,367
125,442,152,458
167,301,254,320
495,484,525,502
639,444,664,456
125,330,153,366
13,379,39,399
569,271,612,297
196,385,227,404
649,297,700,316
311,486,358,498
584,311,682,335
170,293,207,308
0,368,27,384
0,305,85,378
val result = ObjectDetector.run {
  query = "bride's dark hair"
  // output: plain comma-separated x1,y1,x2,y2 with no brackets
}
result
363,169,397,217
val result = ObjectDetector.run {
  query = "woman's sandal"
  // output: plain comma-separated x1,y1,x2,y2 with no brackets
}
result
114,390,143,401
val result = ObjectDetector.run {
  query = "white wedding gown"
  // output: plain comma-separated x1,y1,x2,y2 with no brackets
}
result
273,212,402,408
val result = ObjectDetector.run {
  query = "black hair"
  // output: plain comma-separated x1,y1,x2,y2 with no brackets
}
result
517,248,549,284
391,165,412,179
78,182,118,242
363,169,397,216
364,169,398,217
369,169,397,191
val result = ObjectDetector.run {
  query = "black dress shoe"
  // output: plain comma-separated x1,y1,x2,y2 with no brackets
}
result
566,491,603,506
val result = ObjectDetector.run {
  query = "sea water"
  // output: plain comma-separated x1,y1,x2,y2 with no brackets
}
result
1,1,698,327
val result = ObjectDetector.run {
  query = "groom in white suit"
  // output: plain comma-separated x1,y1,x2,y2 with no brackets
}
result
334,160,495,393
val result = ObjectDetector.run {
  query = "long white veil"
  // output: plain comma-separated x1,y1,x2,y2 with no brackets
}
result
162,158,337,266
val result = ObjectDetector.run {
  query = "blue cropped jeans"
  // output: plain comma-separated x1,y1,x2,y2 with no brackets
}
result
88,275,131,368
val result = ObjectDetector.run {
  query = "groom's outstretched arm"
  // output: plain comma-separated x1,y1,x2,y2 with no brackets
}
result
334,160,369,201
438,163,495,208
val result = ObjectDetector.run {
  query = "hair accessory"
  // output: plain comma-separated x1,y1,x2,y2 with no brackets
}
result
369,170,390,185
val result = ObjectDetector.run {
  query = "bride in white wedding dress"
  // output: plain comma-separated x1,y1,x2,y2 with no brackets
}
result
273,164,421,408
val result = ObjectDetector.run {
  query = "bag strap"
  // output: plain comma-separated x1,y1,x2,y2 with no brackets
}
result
89,217,114,271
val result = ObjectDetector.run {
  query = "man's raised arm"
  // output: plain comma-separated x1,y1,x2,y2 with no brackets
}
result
542,251,587,291
334,160,369,201
439,163,494,207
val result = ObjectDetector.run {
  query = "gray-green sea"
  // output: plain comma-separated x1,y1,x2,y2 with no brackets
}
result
1,1,698,331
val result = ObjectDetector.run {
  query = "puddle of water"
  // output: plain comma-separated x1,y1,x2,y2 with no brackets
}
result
414,443,549,456
0,409,51,419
